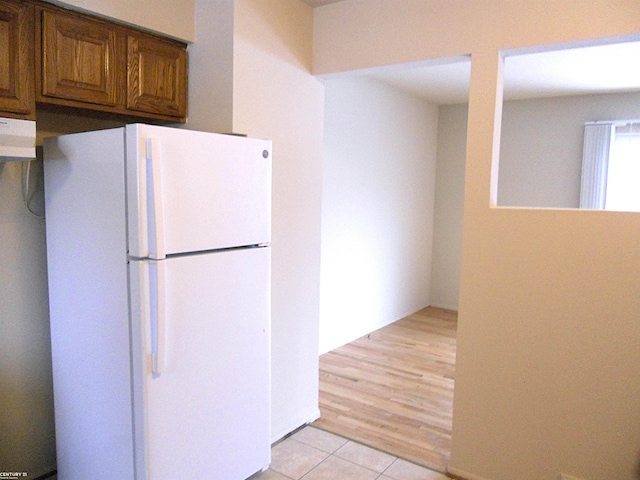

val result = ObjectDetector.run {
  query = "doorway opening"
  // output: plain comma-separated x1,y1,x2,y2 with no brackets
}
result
315,57,471,473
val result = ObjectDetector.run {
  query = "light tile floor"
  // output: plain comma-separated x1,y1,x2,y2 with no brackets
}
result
250,426,450,480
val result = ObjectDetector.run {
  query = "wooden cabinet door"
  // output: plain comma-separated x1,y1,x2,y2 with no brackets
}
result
127,35,187,119
41,9,118,106
0,0,34,118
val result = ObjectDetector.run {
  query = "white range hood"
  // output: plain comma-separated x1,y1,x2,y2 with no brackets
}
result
0,117,36,161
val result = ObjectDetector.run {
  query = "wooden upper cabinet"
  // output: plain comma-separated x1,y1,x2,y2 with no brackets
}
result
0,0,35,118
0,1,188,122
40,9,118,106
127,34,187,119
33,2,188,122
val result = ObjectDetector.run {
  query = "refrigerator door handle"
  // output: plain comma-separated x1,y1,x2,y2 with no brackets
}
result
149,260,166,375
145,138,166,260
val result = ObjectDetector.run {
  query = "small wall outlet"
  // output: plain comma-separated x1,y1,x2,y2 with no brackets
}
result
559,474,584,480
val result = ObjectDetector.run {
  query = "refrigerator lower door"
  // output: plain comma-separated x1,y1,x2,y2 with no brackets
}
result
129,247,271,480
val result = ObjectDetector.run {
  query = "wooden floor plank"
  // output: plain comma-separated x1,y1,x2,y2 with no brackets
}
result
313,307,457,473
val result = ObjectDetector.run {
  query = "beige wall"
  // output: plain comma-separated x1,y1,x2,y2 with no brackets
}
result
49,0,195,41
314,2,640,480
232,0,324,441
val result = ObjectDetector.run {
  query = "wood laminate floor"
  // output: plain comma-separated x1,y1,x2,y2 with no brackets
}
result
313,307,457,474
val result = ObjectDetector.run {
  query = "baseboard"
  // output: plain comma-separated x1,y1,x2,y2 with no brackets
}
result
32,465,57,479
271,409,321,444
447,466,494,480
428,302,459,312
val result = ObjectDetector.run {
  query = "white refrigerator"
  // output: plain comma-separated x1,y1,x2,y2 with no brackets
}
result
44,124,272,480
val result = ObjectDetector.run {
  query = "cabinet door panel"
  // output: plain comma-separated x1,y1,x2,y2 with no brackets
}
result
127,35,187,118
0,0,34,117
41,10,117,106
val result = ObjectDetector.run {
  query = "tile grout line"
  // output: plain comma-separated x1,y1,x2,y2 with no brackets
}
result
298,452,332,480
298,449,392,480
277,425,450,480
299,426,431,478
378,457,406,480
295,435,404,480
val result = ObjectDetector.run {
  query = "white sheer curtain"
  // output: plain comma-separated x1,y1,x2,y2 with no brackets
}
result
580,123,614,209
605,123,640,211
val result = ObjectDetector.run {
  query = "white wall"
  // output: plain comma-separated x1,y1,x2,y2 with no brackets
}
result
232,0,324,441
185,0,234,133
430,103,467,311
0,161,55,478
314,2,640,480
49,0,195,42
319,75,438,354
499,91,640,208
0,111,125,476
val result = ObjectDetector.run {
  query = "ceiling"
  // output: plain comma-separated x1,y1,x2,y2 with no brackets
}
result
360,41,640,105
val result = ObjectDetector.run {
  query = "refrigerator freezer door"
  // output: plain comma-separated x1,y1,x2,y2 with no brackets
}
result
129,247,271,480
126,124,272,259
